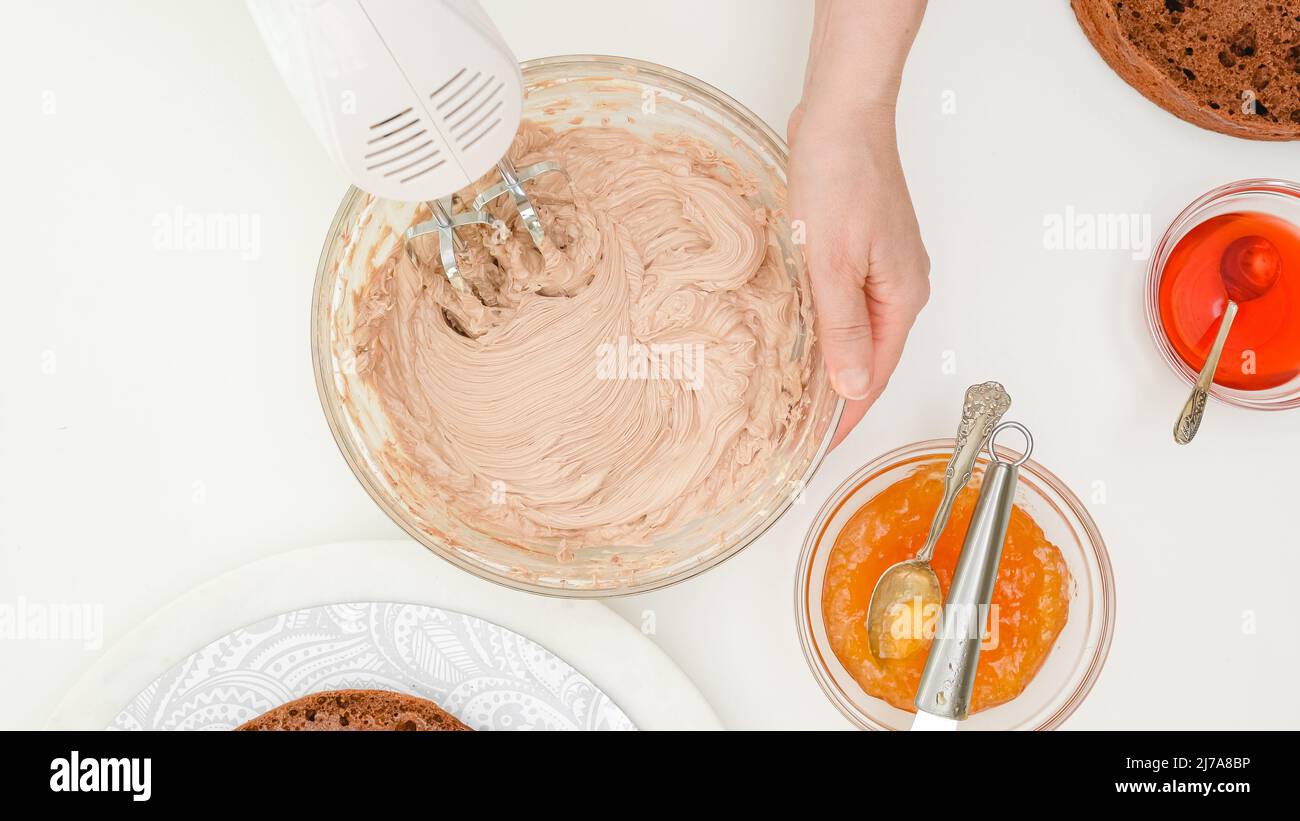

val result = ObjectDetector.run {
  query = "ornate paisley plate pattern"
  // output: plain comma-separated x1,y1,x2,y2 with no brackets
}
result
110,602,635,731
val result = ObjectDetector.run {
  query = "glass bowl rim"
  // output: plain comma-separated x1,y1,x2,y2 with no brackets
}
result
794,437,1117,730
1143,177,1300,411
311,53,845,598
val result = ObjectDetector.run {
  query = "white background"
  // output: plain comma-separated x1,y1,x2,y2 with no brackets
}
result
2,0,1297,729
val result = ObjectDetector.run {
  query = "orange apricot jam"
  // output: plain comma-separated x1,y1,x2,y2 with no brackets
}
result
822,463,1072,714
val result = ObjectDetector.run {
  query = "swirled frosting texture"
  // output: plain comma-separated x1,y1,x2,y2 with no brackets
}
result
350,123,811,554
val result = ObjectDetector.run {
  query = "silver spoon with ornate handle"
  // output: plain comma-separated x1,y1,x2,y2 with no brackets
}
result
1173,235,1281,445
865,381,1011,660
1173,300,1237,445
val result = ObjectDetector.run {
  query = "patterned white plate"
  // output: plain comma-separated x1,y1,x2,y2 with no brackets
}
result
111,602,635,731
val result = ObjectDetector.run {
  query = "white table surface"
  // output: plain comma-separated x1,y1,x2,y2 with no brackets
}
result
2,0,1297,730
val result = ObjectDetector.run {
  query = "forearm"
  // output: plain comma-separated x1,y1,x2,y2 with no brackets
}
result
803,0,927,117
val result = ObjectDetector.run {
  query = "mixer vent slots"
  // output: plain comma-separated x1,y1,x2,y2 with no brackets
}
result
430,68,506,152
365,107,445,184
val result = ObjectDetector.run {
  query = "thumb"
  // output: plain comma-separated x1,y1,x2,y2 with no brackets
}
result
807,250,873,401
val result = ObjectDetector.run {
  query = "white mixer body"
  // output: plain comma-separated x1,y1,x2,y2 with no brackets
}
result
247,0,523,202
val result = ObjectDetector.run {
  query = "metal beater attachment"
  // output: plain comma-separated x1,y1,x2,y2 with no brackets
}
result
403,158,570,290
404,197,493,292
472,157,569,247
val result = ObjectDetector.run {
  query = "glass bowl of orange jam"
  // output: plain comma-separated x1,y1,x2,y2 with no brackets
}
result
795,439,1115,730
1146,179,1300,411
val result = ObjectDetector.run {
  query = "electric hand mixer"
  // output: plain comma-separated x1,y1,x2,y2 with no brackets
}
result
246,0,565,290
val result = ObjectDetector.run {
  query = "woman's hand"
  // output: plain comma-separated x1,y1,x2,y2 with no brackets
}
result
788,0,929,448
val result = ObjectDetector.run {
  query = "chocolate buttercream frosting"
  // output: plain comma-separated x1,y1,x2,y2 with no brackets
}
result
348,123,812,552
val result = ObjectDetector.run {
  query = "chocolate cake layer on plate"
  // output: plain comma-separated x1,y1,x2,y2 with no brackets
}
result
236,689,471,732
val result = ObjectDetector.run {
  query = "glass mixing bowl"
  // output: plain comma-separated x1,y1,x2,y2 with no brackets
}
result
312,55,842,597
795,440,1115,730
1145,178,1300,411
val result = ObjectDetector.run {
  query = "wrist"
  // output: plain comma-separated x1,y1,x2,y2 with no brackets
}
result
797,90,899,143
804,0,925,109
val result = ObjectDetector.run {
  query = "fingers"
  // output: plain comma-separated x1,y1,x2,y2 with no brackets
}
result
864,274,928,390
824,320,909,449
807,246,874,402
827,276,929,451
830,396,872,449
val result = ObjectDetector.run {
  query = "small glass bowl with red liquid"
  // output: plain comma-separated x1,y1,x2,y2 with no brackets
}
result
1146,179,1300,411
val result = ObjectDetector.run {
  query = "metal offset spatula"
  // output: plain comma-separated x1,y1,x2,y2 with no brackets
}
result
910,421,1033,731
